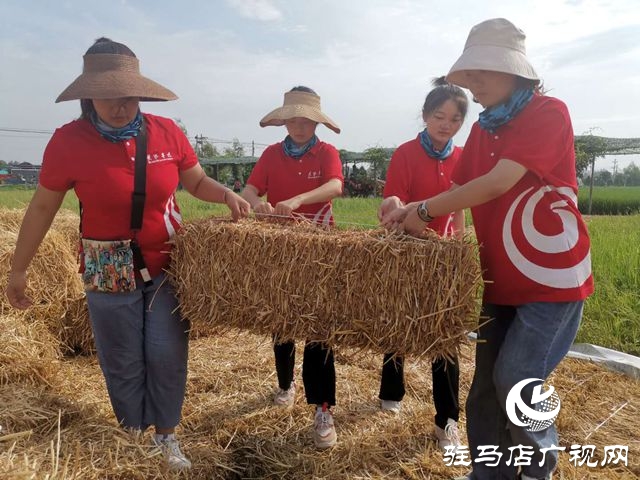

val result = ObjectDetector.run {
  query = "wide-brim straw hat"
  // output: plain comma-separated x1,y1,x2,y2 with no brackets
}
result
56,53,177,103
446,18,539,89
259,91,341,134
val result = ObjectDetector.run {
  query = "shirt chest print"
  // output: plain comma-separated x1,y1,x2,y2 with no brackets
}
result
502,185,591,288
307,169,322,179
129,151,175,164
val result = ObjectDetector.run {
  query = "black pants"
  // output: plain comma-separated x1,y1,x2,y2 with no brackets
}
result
274,340,336,406
379,353,459,429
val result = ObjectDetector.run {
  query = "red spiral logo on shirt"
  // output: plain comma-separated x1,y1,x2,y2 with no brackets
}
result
502,186,591,288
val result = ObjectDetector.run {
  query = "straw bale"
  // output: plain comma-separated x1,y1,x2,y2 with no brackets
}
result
0,314,60,387
60,296,95,355
169,218,483,359
0,211,89,355
0,207,80,254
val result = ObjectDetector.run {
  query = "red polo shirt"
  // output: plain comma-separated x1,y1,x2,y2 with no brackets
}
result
39,113,198,277
247,140,344,225
384,136,462,236
453,95,594,304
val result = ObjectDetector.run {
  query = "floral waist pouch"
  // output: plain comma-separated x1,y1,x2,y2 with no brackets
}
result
81,239,137,293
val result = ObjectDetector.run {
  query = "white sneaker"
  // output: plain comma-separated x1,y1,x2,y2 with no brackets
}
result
380,399,401,413
313,404,337,448
274,381,296,406
434,418,462,452
153,434,192,471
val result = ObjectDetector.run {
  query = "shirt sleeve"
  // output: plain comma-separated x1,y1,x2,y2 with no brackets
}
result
499,98,573,180
39,129,74,192
321,145,344,183
383,146,411,202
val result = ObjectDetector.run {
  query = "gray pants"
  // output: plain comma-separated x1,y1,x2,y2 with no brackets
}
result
467,301,583,480
86,273,189,430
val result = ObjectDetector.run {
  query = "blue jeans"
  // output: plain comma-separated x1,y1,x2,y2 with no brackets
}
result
466,301,583,480
86,273,189,430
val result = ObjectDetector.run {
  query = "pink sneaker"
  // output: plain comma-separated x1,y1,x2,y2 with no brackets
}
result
313,403,337,448
274,381,296,406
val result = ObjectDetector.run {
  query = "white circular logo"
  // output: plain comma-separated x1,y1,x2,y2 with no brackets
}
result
502,186,591,289
505,378,561,432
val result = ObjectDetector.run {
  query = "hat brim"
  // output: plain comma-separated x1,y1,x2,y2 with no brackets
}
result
55,72,177,103
446,45,539,89
260,105,341,134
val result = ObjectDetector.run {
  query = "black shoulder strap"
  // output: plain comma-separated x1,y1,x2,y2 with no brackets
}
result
130,119,147,231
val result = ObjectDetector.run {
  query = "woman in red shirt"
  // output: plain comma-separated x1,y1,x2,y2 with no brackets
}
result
242,86,343,449
5,38,250,471
384,19,593,480
377,77,468,453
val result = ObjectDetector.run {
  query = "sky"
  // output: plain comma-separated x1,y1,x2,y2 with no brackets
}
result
1,0,639,171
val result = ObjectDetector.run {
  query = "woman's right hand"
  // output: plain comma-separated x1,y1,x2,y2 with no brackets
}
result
377,196,404,221
6,270,33,309
252,201,275,219
224,190,251,221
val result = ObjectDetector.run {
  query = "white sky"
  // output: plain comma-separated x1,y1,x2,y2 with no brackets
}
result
1,0,639,171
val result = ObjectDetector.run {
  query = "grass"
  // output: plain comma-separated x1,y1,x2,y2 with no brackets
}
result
580,215,640,354
578,186,640,214
1,186,638,355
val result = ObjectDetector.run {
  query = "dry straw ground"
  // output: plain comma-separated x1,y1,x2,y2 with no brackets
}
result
1,209,639,479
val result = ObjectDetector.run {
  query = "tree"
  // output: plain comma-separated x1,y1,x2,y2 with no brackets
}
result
200,140,219,158
593,169,613,186
221,138,245,184
574,133,608,178
363,147,390,181
575,129,608,215
223,138,245,158
623,162,640,186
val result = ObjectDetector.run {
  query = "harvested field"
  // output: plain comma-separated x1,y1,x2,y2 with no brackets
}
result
0,208,638,478
1,332,638,479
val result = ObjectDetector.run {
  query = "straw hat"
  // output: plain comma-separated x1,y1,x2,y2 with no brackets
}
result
260,91,341,134
446,18,539,89
56,53,177,103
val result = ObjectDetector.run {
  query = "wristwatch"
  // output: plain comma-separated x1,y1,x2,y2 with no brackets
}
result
417,201,434,223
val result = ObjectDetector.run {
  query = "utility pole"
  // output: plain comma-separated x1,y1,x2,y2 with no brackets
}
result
251,140,255,156
194,134,203,156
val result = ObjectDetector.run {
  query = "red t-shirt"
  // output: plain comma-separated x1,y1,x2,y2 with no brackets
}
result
383,136,462,236
247,140,344,225
453,95,594,304
39,113,198,277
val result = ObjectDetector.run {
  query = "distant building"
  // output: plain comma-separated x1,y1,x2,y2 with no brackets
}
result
5,164,41,185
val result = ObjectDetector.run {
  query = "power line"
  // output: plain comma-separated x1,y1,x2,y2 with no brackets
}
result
0,127,54,135
0,128,269,148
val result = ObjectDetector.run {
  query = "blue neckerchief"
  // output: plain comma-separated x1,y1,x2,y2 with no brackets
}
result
91,110,143,143
282,135,318,159
419,129,453,161
478,88,534,133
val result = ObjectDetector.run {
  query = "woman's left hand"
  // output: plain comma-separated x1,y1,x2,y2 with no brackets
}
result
225,191,251,221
